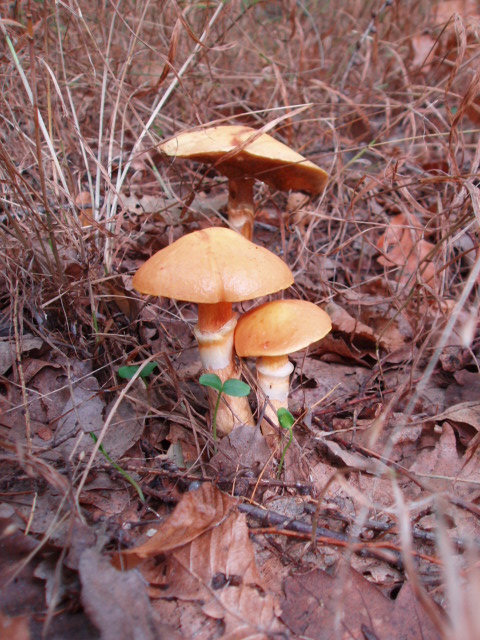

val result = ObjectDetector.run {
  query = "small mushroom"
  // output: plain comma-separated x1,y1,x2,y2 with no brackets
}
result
159,125,328,240
132,227,294,435
234,299,331,439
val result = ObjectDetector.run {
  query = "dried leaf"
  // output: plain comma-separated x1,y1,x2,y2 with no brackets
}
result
410,33,436,71
0,612,30,640
79,548,174,640
321,437,390,475
325,300,376,341
55,376,105,442
210,425,272,478
116,484,282,638
377,213,436,286
435,401,480,431
289,358,370,414
410,423,480,501
281,565,440,639
0,520,43,634
118,483,238,562
434,0,479,24
0,334,43,375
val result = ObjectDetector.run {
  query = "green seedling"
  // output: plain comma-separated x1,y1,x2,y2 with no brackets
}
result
89,432,145,503
199,373,251,444
117,362,159,387
276,408,295,479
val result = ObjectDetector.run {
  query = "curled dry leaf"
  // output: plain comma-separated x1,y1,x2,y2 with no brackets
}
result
0,612,30,640
377,213,436,287
281,565,440,640
115,483,282,639
434,401,480,432
79,548,173,640
409,423,480,503
322,300,412,356
116,483,238,565
0,334,43,376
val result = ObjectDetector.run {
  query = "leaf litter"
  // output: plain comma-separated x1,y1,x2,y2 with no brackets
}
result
1,0,480,639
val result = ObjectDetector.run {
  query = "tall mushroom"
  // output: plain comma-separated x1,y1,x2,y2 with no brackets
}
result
234,299,331,439
159,125,328,240
132,227,294,435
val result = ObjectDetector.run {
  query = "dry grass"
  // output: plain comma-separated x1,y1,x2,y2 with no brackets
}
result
1,1,480,637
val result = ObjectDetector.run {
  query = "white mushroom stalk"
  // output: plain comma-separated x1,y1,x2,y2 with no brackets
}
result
194,315,253,429
256,355,295,434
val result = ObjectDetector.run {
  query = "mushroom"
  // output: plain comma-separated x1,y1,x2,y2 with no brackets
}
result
132,227,294,435
159,125,328,240
234,299,331,439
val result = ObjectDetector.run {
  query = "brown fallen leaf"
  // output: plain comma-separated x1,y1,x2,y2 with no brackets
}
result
0,519,41,621
325,300,377,343
281,564,440,639
409,423,480,503
434,401,480,430
434,0,479,24
115,483,283,639
210,424,272,480
377,213,436,287
79,547,177,640
0,334,43,376
410,33,437,72
0,612,30,640
0,518,98,638
446,370,480,406
117,483,239,565
322,299,412,356
289,358,370,415
321,437,391,475
75,191,94,227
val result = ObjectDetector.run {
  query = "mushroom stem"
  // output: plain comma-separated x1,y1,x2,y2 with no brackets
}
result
228,177,255,240
256,355,294,438
197,301,234,333
194,315,253,435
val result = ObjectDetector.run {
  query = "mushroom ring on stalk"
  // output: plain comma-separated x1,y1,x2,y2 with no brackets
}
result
132,227,294,436
159,125,328,240
234,299,332,440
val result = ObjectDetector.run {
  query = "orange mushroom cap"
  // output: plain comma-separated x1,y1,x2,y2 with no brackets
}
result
235,299,332,357
159,125,328,195
132,227,294,304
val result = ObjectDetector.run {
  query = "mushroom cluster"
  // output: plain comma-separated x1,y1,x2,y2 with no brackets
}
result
133,228,331,448
133,125,331,470
132,227,294,435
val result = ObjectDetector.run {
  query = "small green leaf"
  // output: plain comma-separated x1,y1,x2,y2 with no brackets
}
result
140,362,159,377
118,365,138,379
118,362,158,380
199,373,223,392
277,408,295,430
276,410,295,479
222,379,251,397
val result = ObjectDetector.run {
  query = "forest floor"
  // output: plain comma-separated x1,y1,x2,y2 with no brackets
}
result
1,1,480,638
